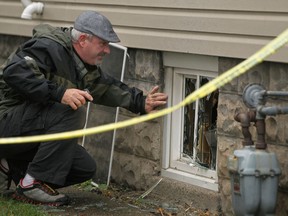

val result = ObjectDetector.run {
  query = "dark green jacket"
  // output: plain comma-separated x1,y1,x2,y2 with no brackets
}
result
0,24,146,119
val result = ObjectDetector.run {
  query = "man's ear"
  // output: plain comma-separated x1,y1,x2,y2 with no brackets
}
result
78,34,87,47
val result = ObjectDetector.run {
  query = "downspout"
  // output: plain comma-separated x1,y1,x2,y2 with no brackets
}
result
21,0,44,19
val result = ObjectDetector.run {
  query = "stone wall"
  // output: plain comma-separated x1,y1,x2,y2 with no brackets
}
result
85,49,165,190
3,33,288,214
109,49,164,190
0,35,29,64
0,34,165,190
218,57,288,215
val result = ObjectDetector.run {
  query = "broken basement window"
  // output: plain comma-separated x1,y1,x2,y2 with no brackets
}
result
182,76,218,170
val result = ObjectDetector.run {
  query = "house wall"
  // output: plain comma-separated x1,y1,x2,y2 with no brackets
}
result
2,34,288,215
84,49,164,190
218,58,288,215
0,35,28,64
1,0,288,62
2,1,288,214
0,33,164,190
2,33,288,214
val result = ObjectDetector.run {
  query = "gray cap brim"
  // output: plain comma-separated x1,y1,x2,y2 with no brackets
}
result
74,11,120,43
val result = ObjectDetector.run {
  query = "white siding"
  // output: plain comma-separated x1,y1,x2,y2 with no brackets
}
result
0,0,288,62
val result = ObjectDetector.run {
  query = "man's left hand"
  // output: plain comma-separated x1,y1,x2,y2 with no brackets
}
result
145,86,168,113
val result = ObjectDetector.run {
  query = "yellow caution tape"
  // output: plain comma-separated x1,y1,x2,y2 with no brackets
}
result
1,28,288,144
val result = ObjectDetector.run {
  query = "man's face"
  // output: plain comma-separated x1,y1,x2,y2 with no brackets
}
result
80,35,110,65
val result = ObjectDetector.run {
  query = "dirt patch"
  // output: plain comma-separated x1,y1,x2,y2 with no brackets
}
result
44,177,222,216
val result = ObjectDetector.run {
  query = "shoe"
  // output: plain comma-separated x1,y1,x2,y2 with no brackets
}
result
13,179,70,206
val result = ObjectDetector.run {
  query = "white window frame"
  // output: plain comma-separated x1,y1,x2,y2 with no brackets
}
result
162,52,218,191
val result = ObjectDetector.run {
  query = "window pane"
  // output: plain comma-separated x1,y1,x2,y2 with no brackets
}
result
183,76,218,170
183,78,196,157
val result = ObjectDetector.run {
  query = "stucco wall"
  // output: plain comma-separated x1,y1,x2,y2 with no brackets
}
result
218,57,288,215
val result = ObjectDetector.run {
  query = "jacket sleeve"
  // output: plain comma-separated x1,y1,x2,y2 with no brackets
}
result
84,67,147,115
3,39,66,103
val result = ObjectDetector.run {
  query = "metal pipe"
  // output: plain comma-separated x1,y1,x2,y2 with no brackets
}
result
266,91,288,97
242,83,288,149
255,119,266,149
234,111,256,146
258,106,288,116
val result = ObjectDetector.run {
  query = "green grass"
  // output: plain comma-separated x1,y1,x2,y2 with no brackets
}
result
0,196,48,216
75,179,108,191
0,180,108,216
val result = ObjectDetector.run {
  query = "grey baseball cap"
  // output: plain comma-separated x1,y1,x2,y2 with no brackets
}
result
74,11,120,43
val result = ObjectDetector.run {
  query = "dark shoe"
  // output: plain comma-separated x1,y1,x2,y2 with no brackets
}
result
13,179,70,206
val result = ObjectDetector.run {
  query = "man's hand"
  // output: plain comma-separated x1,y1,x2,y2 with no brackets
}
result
61,88,93,110
145,86,168,113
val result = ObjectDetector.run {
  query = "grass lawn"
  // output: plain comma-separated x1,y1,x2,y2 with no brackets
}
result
0,196,47,216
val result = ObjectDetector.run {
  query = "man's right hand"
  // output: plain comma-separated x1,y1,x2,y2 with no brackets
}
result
61,88,93,110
